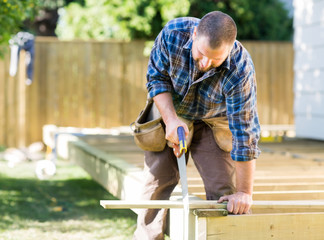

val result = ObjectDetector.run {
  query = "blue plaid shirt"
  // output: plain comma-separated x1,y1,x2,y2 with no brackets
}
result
146,17,260,161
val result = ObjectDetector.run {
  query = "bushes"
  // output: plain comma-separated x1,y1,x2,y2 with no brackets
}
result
56,0,292,41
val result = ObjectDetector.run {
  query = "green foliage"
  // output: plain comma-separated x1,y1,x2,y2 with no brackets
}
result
0,145,6,152
188,0,293,41
0,0,38,55
56,0,190,40
0,0,85,56
56,0,292,41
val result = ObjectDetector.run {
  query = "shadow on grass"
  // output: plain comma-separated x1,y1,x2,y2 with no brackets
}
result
0,176,137,229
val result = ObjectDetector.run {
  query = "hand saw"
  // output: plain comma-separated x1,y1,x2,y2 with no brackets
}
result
177,126,189,239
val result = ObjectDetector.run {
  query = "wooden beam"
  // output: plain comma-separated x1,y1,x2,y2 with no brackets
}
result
100,199,324,211
254,175,324,183
100,200,227,209
204,212,324,240
253,190,324,200
253,182,324,191
194,190,324,201
253,200,324,210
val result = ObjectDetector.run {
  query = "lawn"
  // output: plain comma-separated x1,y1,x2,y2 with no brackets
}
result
0,157,137,240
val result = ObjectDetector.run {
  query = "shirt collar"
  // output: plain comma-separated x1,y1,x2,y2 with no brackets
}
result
219,53,231,71
183,37,193,50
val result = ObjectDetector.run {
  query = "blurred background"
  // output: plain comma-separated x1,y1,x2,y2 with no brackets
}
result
2,1,324,239
0,0,298,149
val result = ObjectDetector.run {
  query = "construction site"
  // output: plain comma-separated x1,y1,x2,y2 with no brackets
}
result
1,0,324,239
49,126,324,239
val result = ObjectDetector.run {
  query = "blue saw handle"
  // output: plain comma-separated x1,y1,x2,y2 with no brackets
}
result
177,126,187,154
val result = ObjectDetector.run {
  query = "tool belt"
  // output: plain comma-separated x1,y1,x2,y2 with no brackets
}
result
131,98,166,152
202,116,233,152
131,98,232,152
131,98,194,152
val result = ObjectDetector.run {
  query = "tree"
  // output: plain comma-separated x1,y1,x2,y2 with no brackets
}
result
188,0,293,41
0,0,84,56
55,0,190,40
0,0,39,55
56,0,292,41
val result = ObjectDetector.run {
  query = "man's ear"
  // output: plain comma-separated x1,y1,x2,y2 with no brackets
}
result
192,27,197,40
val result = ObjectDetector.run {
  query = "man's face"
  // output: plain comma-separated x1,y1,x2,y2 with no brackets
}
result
192,28,232,72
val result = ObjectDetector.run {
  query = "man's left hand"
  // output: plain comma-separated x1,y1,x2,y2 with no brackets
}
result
217,192,253,214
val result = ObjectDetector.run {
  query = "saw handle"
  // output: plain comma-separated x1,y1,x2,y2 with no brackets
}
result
177,126,187,154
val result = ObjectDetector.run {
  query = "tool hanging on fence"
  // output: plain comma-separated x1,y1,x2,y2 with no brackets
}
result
9,31,35,85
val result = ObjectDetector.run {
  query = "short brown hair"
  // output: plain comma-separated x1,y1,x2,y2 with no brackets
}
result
196,11,237,49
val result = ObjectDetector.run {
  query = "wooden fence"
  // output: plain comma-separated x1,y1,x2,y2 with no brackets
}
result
0,38,294,147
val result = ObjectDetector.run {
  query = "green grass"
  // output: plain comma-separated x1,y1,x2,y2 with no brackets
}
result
0,158,137,240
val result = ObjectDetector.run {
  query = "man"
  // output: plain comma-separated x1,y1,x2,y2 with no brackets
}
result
134,11,261,240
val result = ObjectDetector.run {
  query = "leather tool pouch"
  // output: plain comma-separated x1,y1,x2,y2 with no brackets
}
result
203,116,233,152
131,98,166,152
131,98,195,151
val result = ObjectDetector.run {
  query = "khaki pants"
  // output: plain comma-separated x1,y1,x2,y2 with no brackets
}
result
133,122,236,240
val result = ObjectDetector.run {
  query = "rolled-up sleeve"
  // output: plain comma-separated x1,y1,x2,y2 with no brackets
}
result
225,68,261,161
146,30,173,98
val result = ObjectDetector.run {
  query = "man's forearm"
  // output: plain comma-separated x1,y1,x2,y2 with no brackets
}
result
153,92,189,145
153,92,177,125
235,159,256,195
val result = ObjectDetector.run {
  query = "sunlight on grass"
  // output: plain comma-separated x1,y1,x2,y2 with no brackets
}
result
0,158,137,240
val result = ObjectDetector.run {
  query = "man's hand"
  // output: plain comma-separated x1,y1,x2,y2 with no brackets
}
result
218,192,253,214
219,160,255,214
165,120,188,157
165,118,188,144
153,92,189,157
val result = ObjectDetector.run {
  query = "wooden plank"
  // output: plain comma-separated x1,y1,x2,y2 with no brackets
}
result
286,42,295,125
253,190,324,201
100,200,227,209
96,42,108,128
6,52,17,147
253,200,324,210
254,175,324,183
189,174,324,186
189,190,324,201
59,41,71,127
69,139,143,202
104,42,124,127
270,43,280,124
100,199,324,211
254,182,324,191
122,41,147,125
45,41,59,126
0,54,6,145
243,42,269,125
205,212,324,240
190,182,324,192
35,41,47,140
17,50,26,147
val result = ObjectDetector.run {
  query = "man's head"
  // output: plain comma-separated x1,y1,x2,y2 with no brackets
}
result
192,11,237,72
